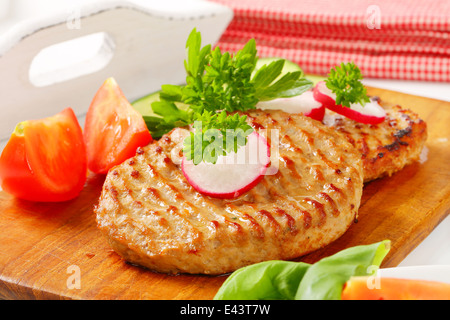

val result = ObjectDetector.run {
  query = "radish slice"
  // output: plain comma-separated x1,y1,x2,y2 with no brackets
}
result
313,81,386,125
256,90,325,121
182,131,270,199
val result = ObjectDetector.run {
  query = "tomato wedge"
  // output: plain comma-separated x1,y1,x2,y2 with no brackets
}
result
0,108,87,202
84,78,153,174
341,276,450,300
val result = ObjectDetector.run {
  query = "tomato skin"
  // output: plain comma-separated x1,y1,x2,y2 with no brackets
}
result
341,276,450,300
84,78,153,174
0,108,87,202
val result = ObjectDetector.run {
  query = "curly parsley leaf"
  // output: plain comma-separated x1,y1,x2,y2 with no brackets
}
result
147,28,312,164
325,62,370,108
183,36,258,114
183,111,253,165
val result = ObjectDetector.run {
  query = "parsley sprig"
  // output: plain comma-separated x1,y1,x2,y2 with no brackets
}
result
144,28,313,164
183,111,253,165
325,62,370,108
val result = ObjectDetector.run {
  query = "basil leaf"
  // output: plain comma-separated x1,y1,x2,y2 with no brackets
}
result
296,240,390,300
214,240,390,300
214,260,310,300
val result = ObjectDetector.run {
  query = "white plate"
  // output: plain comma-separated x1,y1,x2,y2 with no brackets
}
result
377,265,450,284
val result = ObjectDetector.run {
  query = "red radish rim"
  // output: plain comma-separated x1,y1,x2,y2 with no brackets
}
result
314,81,386,125
181,131,271,199
304,102,326,121
182,163,268,199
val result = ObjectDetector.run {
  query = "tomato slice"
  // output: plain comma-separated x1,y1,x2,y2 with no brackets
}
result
84,78,153,174
0,108,87,202
341,276,450,300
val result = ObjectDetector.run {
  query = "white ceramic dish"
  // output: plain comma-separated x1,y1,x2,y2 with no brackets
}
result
378,265,450,284
0,0,233,144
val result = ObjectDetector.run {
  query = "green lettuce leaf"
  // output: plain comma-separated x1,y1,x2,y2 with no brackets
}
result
214,260,310,300
214,240,390,300
296,240,391,300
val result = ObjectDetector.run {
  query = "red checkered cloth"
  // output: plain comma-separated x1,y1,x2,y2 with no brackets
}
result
210,0,450,81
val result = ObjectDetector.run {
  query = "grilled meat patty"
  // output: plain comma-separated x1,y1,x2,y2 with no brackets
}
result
322,98,427,182
95,110,364,275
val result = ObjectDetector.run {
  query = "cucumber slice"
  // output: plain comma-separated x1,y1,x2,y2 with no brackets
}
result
132,90,191,138
132,91,188,117
132,91,161,117
255,57,302,73
255,57,326,85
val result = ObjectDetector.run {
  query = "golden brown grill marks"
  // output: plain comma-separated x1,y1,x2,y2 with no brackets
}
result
317,192,340,217
303,198,327,227
324,183,347,209
246,114,265,131
309,165,326,183
274,208,298,234
315,149,339,171
257,210,282,234
300,210,312,229
242,109,357,230
325,183,342,194
157,140,285,248
264,111,279,125
147,187,160,200
107,185,119,202
95,109,364,274
130,170,140,178
148,147,217,213
324,101,426,182
209,220,220,232
252,176,313,234
136,147,145,155
257,178,280,201
223,217,247,243
294,127,315,147
281,134,303,154
124,154,206,244
280,155,302,180
241,213,265,239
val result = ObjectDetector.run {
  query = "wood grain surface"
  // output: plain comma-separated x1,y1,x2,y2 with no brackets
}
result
0,87,449,300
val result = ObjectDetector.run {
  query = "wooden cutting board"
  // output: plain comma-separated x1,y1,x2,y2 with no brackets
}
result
0,87,449,300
